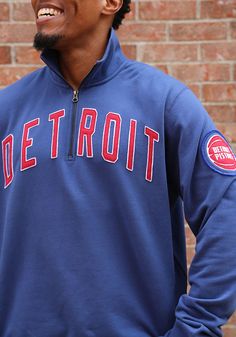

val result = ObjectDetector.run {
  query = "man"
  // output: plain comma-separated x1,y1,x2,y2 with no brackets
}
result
0,0,235,336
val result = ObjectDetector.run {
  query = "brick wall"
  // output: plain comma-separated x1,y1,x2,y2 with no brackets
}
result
0,0,235,336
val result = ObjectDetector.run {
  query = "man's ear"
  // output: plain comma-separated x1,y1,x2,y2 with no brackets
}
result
102,0,123,16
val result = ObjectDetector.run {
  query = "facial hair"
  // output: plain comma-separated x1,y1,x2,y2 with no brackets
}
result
33,32,64,51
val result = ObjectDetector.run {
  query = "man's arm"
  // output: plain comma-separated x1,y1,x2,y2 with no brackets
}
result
163,88,236,337
165,181,236,337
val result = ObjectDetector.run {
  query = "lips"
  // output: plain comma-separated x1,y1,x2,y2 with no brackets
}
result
35,2,64,24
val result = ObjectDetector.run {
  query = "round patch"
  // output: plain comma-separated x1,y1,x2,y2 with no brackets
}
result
202,131,236,175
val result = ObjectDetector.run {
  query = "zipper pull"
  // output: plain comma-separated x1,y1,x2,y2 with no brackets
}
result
72,90,79,103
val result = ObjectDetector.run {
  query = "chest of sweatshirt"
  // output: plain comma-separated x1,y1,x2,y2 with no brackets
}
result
0,68,170,194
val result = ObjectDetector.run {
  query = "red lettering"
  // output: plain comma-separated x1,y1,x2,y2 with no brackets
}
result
126,119,137,171
49,109,65,159
21,118,40,171
145,126,159,182
77,108,98,157
102,112,122,163
2,134,14,188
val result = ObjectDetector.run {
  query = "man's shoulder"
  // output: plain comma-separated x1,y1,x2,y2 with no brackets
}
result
122,59,188,104
124,59,169,79
0,67,47,104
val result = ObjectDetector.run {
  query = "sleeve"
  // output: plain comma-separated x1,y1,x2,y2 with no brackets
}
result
162,87,236,337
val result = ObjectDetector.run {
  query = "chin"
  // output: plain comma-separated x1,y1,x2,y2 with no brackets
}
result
33,32,64,51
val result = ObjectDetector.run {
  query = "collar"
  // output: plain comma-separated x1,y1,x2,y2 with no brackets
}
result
40,28,127,89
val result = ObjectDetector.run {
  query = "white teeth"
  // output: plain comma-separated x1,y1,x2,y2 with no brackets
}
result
37,7,63,18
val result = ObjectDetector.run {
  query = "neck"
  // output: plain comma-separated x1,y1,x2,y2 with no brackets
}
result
58,29,110,90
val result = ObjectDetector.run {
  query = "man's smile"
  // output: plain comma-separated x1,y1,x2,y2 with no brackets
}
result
35,3,65,25
37,7,63,19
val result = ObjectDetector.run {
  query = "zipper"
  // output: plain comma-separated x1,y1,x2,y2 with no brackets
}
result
68,89,79,160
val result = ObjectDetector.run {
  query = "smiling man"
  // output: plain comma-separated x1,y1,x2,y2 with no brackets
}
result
32,0,126,90
0,1,236,337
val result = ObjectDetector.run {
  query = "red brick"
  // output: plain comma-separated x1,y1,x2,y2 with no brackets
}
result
154,64,169,74
205,105,236,123
0,3,9,21
201,42,236,61
139,44,198,63
201,0,236,18
139,1,196,20
126,1,135,21
170,22,227,41
15,46,43,65
203,84,236,102
231,22,236,39
0,23,36,43
171,64,230,82
228,312,236,324
0,46,11,64
222,326,236,337
187,245,196,266
185,226,196,246
216,122,236,143
13,3,35,22
0,67,38,86
121,44,137,60
188,84,201,99
118,23,166,42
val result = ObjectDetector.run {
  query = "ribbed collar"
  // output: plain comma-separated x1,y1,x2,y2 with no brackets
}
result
40,28,127,89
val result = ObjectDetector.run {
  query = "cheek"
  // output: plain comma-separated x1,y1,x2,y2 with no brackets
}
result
31,0,36,12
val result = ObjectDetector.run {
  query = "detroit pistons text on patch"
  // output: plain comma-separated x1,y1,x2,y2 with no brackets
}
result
202,131,236,175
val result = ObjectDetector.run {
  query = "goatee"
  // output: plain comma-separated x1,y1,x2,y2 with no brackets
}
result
33,32,63,51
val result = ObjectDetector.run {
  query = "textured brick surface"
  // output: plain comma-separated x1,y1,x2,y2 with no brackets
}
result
203,83,236,102
231,21,236,38
0,66,38,86
139,1,196,20
0,3,9,22
14,46,43,65
171,63,230,82
0,46,11,64
118,22,167,41
0,23,36,43
206,105,236,122
139,43,198,62
0,1,235,334
201,0,236,18
13,3,35,21
170,22,227,41
201,42,236,61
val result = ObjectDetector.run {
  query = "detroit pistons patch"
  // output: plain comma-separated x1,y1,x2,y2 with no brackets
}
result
202,131,236,175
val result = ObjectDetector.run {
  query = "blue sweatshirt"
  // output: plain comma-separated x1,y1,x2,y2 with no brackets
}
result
0,29,236,337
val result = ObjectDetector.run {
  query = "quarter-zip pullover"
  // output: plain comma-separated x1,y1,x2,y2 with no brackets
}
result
0,29,236,337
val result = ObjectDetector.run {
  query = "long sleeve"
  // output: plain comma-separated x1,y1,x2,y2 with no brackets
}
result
163,88,236,337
